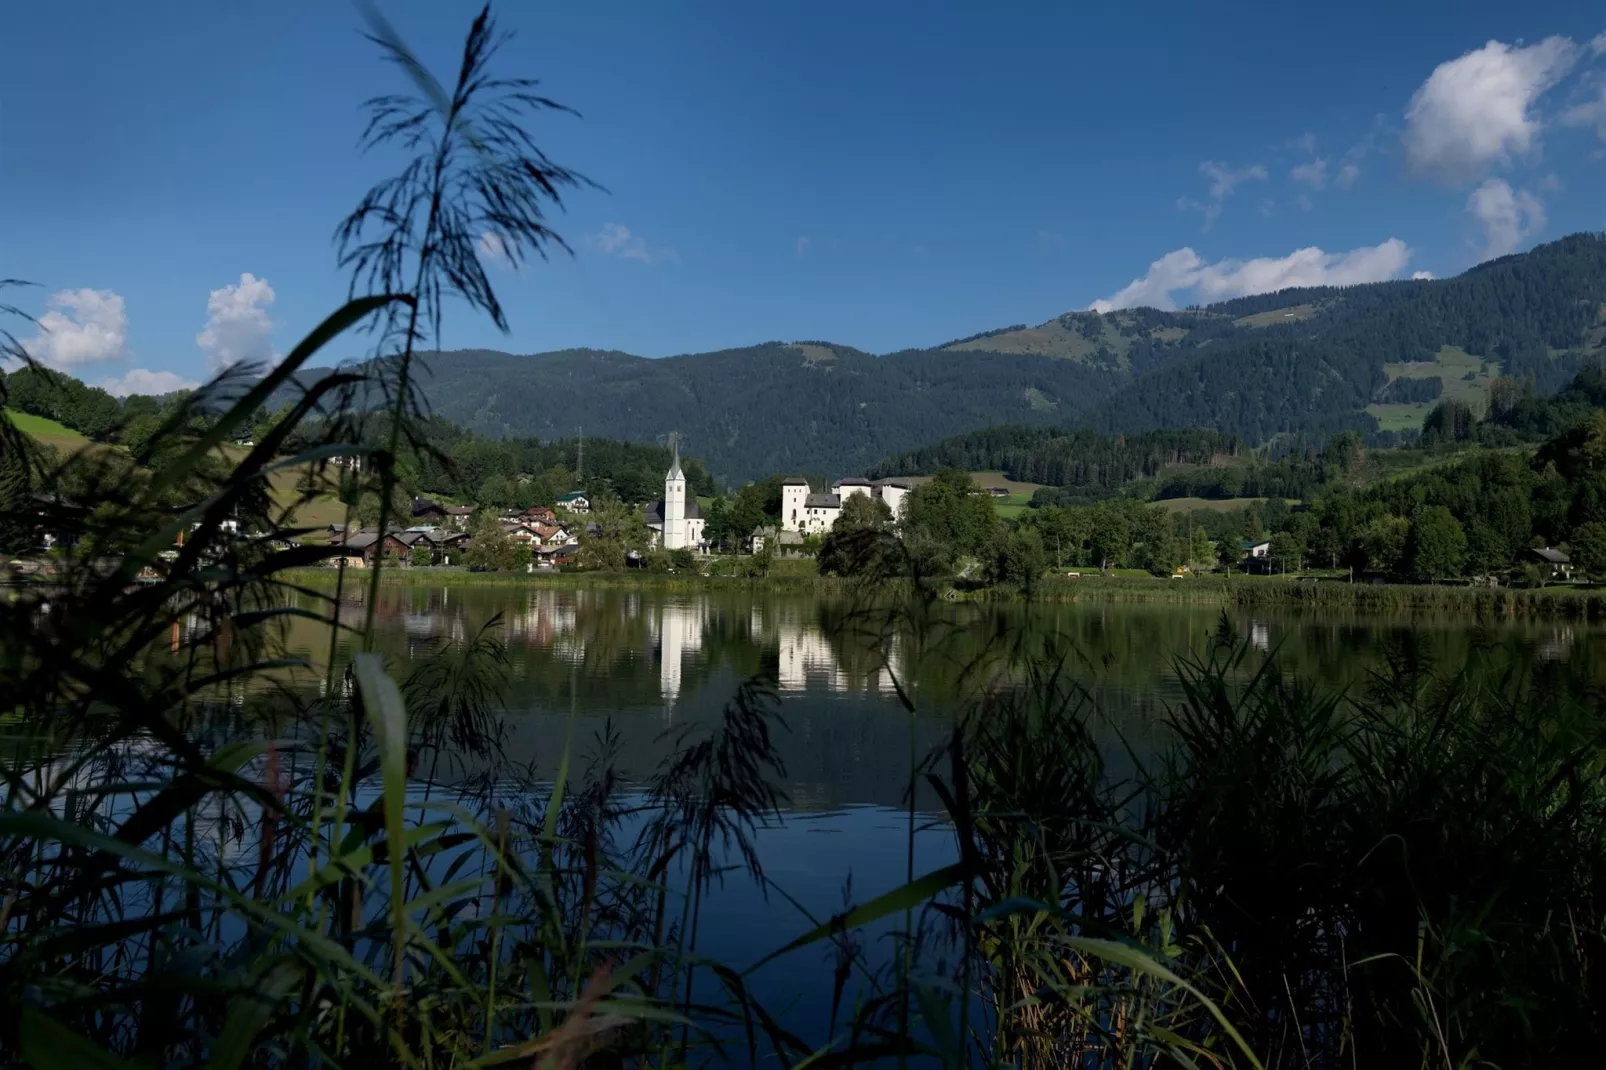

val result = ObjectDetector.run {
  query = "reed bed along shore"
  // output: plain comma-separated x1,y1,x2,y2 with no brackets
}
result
287,565,1606,618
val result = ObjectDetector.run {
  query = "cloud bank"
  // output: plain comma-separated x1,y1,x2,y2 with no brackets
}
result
1089,239,1413,313
97,368,201,397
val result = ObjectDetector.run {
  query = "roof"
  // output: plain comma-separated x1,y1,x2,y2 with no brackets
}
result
871,478,913,489
1533,547,1571,564
805,492,840,509
781,477,810,486
642,498,704,524
556,491,588,502
411,498,445,516
834,477,873,487
444,505,475,516
1241,539,1271,550
751,525,805,545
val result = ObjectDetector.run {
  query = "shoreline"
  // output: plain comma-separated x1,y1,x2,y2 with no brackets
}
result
282,567,1606,619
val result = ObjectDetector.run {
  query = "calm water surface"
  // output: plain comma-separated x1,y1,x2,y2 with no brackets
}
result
297,584,1606,1035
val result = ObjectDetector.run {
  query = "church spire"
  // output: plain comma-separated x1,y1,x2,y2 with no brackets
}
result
667,432,684,480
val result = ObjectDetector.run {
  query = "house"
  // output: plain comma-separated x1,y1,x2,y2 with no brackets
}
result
519,506,558,525
1243,539,1272,559
642,441,706,550
537,542,579,568
529,521,572,547
556,492,591,514
330,529,410,568
501,521,539,546
443,505,475,530
1532,546,1573,580
986,486,1010,499
411,498,448,524
749,525,807,555
434,531,471,565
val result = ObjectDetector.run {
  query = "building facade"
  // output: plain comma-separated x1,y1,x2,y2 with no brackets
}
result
779,476,915,535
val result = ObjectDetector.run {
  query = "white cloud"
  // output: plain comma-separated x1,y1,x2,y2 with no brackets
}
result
1562,79,1606,139
96,368,200,397
1465,178,1545,261
196,273,276,372
1402,36,1580,182
23,288,129,368
1290,157,1329,190
594,222,677,264
1089,239,1413,313
796,236,812,257
1335,163,1361,189
477,231,513,268
1412,270,1437,280
1180,161,1267,229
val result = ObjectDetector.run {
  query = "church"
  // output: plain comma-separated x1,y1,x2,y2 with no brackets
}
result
643,439,706,551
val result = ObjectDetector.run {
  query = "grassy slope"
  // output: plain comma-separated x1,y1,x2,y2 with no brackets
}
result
1367,345,1500,432
9,417,348,529
5,408,91,451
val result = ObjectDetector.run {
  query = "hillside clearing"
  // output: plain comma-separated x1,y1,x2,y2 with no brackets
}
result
5,408,92,452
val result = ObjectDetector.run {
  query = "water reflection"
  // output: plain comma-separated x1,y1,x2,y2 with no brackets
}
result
288,584,1606,811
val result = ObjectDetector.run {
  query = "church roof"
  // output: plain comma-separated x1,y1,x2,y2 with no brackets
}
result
642,498,703,524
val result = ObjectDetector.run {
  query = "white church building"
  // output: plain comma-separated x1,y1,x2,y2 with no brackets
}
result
780,476,914,535
644,440,706,551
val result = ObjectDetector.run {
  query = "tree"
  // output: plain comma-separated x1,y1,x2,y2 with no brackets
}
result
409,543,432,567
0,437,34,551
464,511,517,571
834,492,892,534
1408,506,1466,582
1569,522,1606,581
1087,501,1132,572
901,469,997,564
1421,400,1475,445
1268,530,1304,574
1216,537,1242,573
985,526,1046,592
576,500,648,571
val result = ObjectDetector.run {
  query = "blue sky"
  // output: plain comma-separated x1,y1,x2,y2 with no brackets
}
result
2,1,1604,395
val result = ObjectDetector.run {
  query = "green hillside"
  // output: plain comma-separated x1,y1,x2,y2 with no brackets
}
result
282,232,1606,482
4,408,90,451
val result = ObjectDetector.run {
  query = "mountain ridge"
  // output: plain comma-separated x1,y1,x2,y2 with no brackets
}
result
311,233,1606,482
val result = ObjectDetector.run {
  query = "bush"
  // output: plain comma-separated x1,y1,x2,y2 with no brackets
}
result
409,543,432,567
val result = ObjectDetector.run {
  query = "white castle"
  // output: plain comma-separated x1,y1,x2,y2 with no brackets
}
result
780,476,913,535
644,436,706,551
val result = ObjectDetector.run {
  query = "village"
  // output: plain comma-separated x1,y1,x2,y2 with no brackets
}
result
323,441,923,571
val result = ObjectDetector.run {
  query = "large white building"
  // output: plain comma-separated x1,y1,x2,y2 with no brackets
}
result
644,440,706,550
780,476,914,535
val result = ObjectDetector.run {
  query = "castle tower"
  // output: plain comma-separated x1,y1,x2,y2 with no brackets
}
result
663,434,687,550
780,478,809,532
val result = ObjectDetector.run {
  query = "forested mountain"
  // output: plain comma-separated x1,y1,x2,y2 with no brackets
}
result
294,232,1606,482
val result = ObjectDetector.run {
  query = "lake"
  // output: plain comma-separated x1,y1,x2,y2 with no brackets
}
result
290,582,1606,1043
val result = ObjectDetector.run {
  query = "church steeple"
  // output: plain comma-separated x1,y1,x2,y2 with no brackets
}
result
663,432,687,549
667,433,684,480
